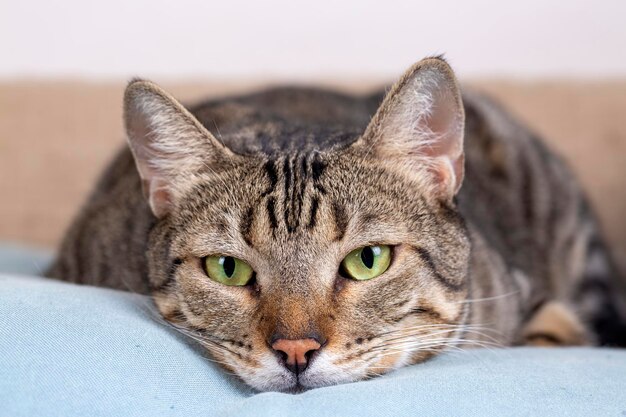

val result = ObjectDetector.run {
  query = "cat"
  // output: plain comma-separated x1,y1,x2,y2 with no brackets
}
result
47,57,626,392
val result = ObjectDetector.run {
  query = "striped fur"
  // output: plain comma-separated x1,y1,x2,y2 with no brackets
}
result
48,57,626,391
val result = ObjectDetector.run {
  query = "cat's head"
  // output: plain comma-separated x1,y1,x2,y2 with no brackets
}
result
124,57,470,391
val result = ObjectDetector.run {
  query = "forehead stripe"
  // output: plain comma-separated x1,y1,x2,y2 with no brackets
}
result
240,206,255,246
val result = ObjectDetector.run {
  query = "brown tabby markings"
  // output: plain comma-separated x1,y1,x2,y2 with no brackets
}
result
48,57,626,392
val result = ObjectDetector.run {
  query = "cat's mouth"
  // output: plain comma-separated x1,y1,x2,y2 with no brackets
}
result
230,346,402,392
282,379,311,394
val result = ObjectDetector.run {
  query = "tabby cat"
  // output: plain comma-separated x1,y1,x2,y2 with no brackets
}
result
48,57,626,392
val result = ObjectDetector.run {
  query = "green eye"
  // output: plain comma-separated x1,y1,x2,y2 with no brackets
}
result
341,245,391,281
203,255,254,286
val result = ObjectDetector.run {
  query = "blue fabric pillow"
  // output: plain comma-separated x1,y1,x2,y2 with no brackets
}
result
1,246,626,416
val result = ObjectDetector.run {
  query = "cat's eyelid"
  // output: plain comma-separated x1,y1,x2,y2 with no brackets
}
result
341,241,400,255
198,252,250,262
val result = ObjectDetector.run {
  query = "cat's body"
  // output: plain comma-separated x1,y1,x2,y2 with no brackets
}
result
48,58,626,391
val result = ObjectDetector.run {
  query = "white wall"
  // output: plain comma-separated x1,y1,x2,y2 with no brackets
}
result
1,0,625,79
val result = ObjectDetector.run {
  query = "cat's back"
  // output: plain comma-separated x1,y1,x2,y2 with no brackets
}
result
188,86,383,154
458,91,600,292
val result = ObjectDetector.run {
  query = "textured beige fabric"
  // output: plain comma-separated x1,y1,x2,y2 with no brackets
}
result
1,80,624,273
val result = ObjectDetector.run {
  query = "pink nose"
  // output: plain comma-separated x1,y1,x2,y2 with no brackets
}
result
271,338,321,374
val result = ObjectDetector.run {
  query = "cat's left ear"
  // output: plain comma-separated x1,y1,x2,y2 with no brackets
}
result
358,57,465,200
124,79,235,218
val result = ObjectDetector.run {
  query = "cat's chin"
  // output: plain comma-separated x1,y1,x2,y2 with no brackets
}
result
250,373,358,393
241,351,372,392
239,370,332,393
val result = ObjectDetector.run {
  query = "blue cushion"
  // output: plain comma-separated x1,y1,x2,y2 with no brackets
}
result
1,247,626,416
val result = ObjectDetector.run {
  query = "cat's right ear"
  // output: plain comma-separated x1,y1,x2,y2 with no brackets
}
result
124,79,233,218
356,57,465,201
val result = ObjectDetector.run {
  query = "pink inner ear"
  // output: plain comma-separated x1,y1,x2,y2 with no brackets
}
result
147,180,173,219
416,86,465,195
126,100,175,218
418,87,463,158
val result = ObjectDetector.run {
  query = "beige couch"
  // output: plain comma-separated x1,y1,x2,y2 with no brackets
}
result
1,80,624,274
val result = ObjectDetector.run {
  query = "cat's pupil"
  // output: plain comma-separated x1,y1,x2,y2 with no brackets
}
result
360,247,375,269
223,257,236,278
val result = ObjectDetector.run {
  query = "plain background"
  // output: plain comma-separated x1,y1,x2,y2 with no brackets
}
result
1,0,626,80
